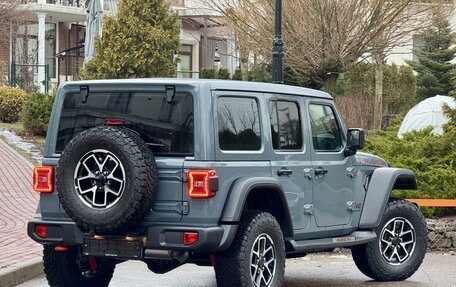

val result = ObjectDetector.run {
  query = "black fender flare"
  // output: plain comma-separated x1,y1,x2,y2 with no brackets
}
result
359,168,417,229
220,177,293,237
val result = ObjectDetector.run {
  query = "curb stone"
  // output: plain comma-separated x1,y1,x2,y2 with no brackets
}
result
0,257,43,287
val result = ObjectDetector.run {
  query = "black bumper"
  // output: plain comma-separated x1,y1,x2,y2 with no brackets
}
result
27,219,236,254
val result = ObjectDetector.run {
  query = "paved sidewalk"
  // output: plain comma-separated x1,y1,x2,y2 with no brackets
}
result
0,139,42,269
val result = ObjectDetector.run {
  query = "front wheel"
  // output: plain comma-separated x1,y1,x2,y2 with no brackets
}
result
43,245,115,287
352,200,428,281
215,211,286,287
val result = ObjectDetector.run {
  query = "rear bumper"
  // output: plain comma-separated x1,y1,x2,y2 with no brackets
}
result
27,219,237,254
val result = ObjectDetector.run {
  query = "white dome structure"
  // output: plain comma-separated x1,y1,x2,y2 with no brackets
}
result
398,95,456,139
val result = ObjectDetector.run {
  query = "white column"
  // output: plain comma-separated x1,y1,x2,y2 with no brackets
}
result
37,12,46,93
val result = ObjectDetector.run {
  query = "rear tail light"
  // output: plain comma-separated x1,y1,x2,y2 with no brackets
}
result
33,166,54,193
183,232,198,245
187,170,219,198
35,225,48,238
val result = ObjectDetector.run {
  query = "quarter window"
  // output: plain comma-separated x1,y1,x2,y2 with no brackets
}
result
309,104,342,151
218,97,261,150
269,100,302,150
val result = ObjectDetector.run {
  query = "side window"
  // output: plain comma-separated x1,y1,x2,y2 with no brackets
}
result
309,104,342,151
269,100,302,150
218,97,261,150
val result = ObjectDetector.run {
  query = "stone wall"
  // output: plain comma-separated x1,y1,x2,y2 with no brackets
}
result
427,217,456,250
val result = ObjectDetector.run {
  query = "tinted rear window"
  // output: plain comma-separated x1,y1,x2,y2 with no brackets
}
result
56,92,194,155
217,97,261,151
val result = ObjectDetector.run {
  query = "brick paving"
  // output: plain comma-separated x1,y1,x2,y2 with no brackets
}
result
0,139,42,269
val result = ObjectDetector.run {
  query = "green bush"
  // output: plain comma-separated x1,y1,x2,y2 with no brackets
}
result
232,69,243,80
200,68,216,79
22,93,55,136
365,119,456,216
248,63,272,83
217,68,230,80
0,87,28,123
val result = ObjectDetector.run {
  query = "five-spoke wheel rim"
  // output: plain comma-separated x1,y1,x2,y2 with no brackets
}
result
250,233,276,287
74,149,126,209
379,217,416,265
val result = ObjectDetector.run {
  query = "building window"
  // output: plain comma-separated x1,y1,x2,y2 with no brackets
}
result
218,97,261,151
177,44,193,78
12,21,56,78
412,34,425,62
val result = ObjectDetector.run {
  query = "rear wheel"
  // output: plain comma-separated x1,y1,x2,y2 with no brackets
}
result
43,245,115,287
352,200,427,281
215,211,285,287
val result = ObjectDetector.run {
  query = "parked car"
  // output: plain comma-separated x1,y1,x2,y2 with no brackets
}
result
28,79,427,287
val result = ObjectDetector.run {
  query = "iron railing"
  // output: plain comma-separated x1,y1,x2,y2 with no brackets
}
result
21,0,87,8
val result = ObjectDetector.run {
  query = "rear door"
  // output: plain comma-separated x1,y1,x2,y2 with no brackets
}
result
266,94,314,232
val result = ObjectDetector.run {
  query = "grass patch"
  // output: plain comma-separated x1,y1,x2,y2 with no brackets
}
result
0,121,45,154
0,134,38,165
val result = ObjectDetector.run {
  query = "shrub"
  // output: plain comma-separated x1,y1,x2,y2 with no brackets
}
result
232,69,243,80
0,87,28,123
200,68,216,79
248,63,272,83
217,68,230,80
22,92,55,136
365,119,456,216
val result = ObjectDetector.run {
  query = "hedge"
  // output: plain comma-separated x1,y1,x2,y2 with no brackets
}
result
364,118,456,216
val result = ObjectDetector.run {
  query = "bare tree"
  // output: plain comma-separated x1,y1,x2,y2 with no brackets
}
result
0,0,25,40
202,0,450,128
0,1,27,82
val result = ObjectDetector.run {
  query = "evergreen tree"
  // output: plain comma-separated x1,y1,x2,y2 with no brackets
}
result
83,0,180,79
407,18,455,101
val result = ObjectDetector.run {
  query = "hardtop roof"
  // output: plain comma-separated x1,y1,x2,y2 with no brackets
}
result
61,78,332,99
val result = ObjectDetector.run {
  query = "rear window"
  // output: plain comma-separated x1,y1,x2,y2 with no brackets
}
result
217,97,261,151
56,92,194,155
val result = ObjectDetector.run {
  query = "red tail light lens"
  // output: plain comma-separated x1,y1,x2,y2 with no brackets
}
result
187,170,219,198
33,166,54,193
35,225,48,238
183,232,199,245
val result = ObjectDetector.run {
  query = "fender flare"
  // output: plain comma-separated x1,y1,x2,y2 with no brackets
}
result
220,177,293,237
359,168,417,229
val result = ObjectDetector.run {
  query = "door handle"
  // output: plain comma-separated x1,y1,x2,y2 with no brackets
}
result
314,167,328,176
277,167,293,176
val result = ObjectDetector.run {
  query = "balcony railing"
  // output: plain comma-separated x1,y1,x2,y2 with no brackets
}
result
22,0,87,8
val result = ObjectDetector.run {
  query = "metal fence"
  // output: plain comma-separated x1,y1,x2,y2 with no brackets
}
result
22,0,87,7
10,63,50,94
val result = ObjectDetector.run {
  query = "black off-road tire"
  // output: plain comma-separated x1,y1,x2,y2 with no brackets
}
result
43,245,115,287
57,126,158,234
352,200,428,281
215,211,286,287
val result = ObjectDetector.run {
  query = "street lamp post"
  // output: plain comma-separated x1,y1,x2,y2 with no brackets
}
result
272,0,284,84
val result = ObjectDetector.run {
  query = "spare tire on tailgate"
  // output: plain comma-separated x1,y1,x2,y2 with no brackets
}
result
57,126,158,234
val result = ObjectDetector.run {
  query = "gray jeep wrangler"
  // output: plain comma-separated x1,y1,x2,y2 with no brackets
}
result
28,79,427,287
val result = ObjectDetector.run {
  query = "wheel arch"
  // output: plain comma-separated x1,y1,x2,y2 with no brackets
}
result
359,168,417,229
220,177,293,238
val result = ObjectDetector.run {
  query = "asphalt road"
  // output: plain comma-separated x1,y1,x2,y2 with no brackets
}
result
18,252,456,287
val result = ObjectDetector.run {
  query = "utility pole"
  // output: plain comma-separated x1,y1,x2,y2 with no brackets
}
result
272,0,284,84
